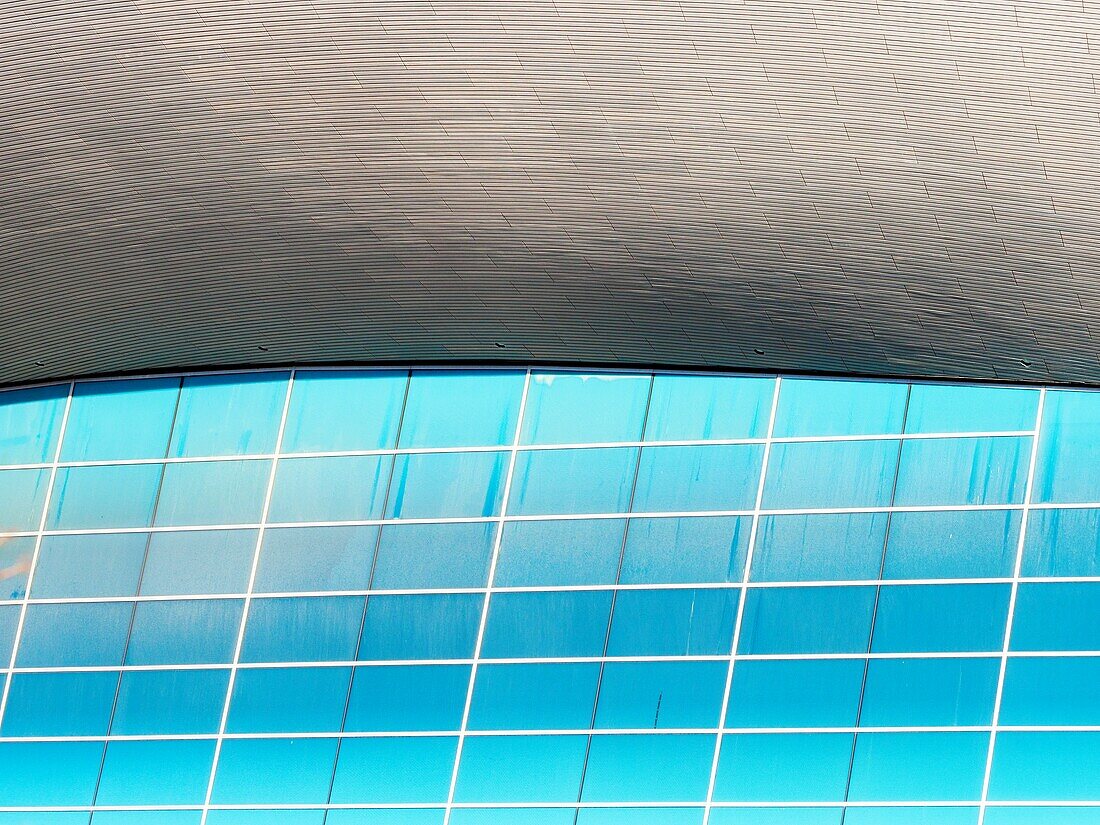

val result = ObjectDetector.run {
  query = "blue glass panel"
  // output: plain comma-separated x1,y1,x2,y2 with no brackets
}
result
844,808,979,825
111,668,229,735
709,810,842,825
207,814,324,825
0,384,67,465
62,378,179,461
606,588,738,656
894,437,1030,506
94,813,203,825
495,519,625,587
328,812,442,825
330,736,457,803
508,448,637,516
0,816,92,825
0,742,103,806
228,666,352,733
860,658,1000,726
387,451,507,519
0,535,35,599
0,468,50,531
450,811,571,825
645,373,774,441
1000,657,1100,725
126,598,243,665
631,445,763,513
620,516,749,585
154,459,271,526
344,664,470,732
773,378,908,437
169,372,289,457
0,605,18,661
522,372,651,445
752,513,888,582
242,596,365,662
738,587,877,654
32,532,147,598
454,735,587,802
580,734,714,802
1022,508,1100,577
985,808,1100,825
726,659,864,728
212,737,338,804
762,440,899,510
1011,583,1100,651
883,510,1020,579
848,732,988,801
481,590,613,658
256,526,378,593
358,594,482,660
870,585,1010,653
468,663,600,730
1035,390,1100,503
713,733,853,802
2,671,118,736
374,522,496,589
399,370,525,448
282,369,406,453
577,809,704,825
95,739,215,805
140,528,257,596
905,383,1038,434
268,455,390,522
18,601,132,667
989,732,1100,800
48,464,161,530
595,661,728,729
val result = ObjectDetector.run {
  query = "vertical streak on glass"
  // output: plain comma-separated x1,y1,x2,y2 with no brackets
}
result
441,369,533,825
0,383,75,726
198,371,297,825
976,388,1046,825
701,376,782,825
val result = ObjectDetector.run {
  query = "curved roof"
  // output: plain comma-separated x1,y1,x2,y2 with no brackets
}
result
3,1,1100,387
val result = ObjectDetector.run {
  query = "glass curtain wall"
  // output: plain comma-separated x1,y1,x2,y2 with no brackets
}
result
0,367,1095,824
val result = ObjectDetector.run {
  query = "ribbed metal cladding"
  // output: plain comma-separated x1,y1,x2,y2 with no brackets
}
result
2,1,1100,387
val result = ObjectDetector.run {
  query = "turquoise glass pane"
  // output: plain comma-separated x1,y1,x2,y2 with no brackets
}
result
714,733,853,802
577,809,703,825
139,529,257,595
883,510,1020,579
619,516,749,584
870,584,1010,653
985,808,1100,825
752,513,888,582
399,369,524,448
495,518,625,587
358,593,481,661
111,668,229,735
522,372,651,444
255,526,377,593
595,661,728,729
1000,657,1100,725
645,373,774,441
344,664,470,732
451,811,570,825
2,670,118,736
47,464,161,530
241,596,365,662
606,587,738,656
580,734,715,802
905,383,1038,434
282,369,406,452
330,736,457,803
481,590,612,658
268,455,390,522
0,535,32,599
1022,507,1100,577
844,808,978,825
726,659,864,728
169,372,289,457
374,521,496,589
509,447,637,516
762,440,900,509
0,742,103,806
227,666,352,733
211,737,339,804
773,378,908,437
0,467,50,531
154,459,271,526
709,811,842,825
32,532,147,598
989,732,1100,800
738,586,877,654
0,384,67,465
62,377,179,461
469,662,599,730
1035,390,1100,503
847,732,989,801
18,601,132,667
1011,583,1100,651
95,739,215,805
454,735,587,802
860,658,999,726
631,444,763,512
894,436,1030,506
126,598,243,665
387,451,507,519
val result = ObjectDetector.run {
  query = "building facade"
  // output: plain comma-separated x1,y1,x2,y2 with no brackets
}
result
0,366,1095,824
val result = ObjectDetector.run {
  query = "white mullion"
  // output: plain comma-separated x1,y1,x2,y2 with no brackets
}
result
976,388,1047,825
441,369,533,825
0,382,75,728
702,377,784,825
197,371,297,825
